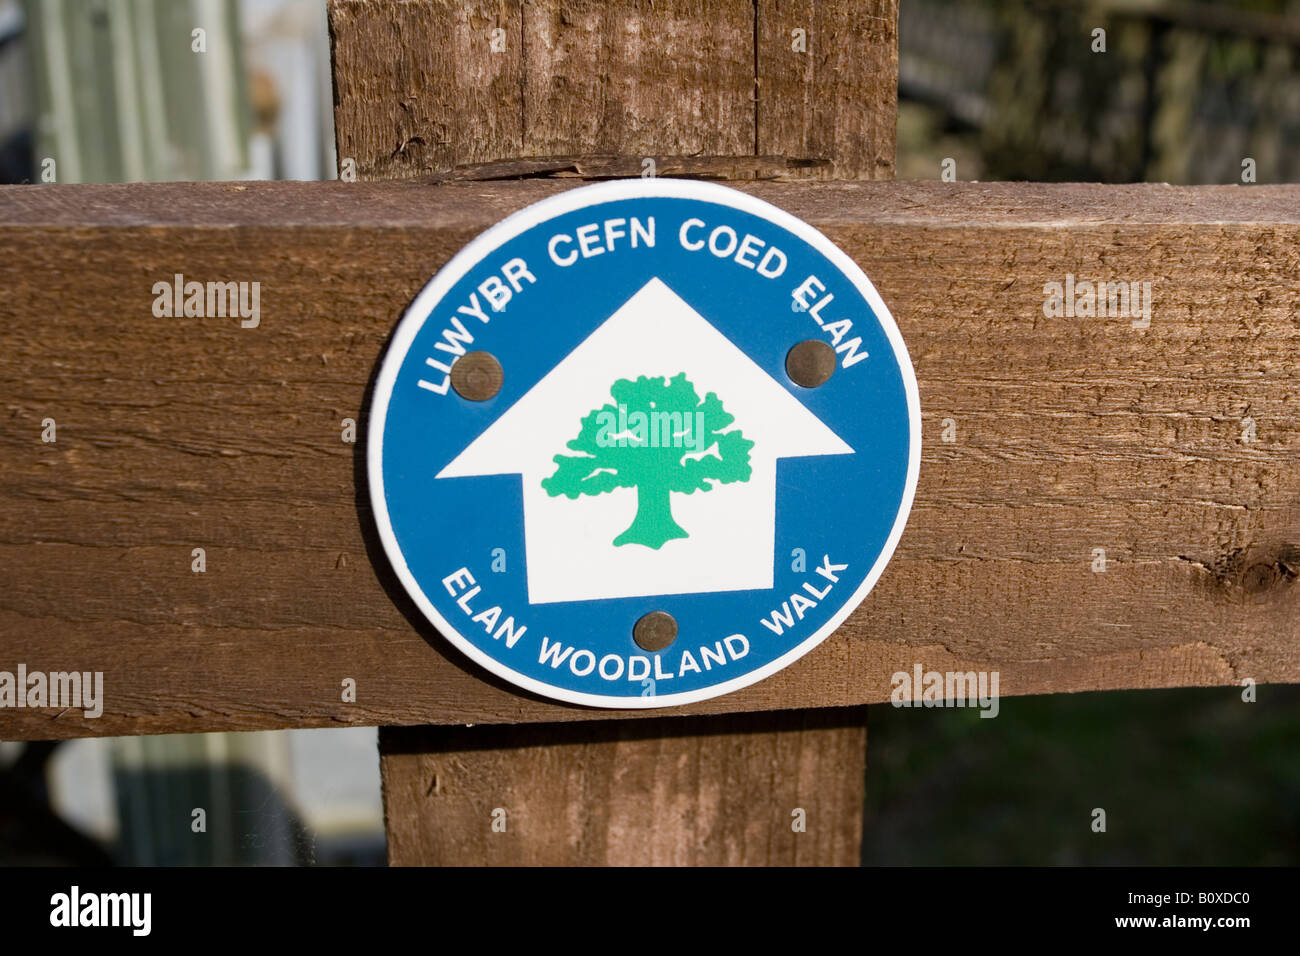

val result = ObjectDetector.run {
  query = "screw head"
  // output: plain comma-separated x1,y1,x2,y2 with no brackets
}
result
450,351,503,401
633,611,678,652
786,340,836,388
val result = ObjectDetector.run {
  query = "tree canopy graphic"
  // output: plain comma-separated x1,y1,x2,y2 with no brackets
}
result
541,373,754,549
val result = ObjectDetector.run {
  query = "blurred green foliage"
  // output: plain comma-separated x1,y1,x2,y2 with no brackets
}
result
863,685,1300,865
900,0,1300,184
887,0,1300,867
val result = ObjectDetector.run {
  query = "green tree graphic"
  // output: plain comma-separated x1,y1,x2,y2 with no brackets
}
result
542,373,754,549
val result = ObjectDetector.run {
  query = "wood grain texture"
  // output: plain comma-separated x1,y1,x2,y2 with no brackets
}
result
423,154,834,181
327,0,895,181
380,708,867,865
329,0,524,179
1,179,1298,740
333,0,881,869
519,0,754,160
757,0,898,179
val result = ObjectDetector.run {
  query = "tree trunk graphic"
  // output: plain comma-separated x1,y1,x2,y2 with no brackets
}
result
614,481,688,549
542,373,754,550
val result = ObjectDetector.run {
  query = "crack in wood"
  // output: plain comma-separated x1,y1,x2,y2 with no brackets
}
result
424,154,833,183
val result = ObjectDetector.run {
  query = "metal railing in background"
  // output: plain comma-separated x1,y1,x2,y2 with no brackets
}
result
10,0,336,183
1,0,374,867
23,0,249,181
37,730,384,865
0,1,33,182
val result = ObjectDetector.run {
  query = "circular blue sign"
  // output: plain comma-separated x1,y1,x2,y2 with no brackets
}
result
369,179,919,708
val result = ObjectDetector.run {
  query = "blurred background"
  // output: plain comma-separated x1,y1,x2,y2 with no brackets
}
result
0,0,376,867
0,0,1297,865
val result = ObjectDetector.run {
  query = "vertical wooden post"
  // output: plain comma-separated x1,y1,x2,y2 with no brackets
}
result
328,0,898,865
382,709,867,865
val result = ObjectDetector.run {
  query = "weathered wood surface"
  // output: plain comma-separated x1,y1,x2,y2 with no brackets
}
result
1,179,1298,739
327,0,897,182
331,0,892,868
381,708,867,865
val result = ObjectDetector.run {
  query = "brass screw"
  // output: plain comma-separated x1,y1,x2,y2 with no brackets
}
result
633,611,678,652
785,340,836,388
450,351,503,401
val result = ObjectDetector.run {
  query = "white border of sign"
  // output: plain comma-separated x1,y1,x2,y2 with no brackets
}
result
368,178,921,709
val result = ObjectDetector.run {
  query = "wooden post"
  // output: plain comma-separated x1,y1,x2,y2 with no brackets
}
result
328,0,897,182
382,709,867,866
4,6,1300,869
329,0,896,865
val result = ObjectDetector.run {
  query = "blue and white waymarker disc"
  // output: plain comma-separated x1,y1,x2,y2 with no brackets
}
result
369,179,920,708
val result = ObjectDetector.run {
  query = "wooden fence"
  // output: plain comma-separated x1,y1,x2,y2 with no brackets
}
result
1,0,1297,865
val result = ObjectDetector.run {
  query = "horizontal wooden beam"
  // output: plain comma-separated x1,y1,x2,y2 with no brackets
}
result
1,179,1298,739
